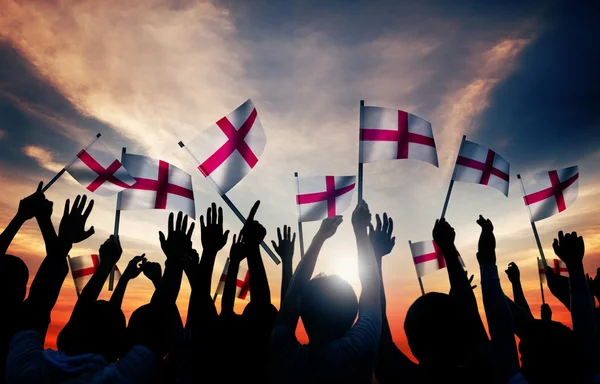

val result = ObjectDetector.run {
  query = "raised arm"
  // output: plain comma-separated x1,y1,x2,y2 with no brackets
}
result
196,203,229,294
544,266,571,310
275,215,343,330
353,200,381,317
142,261,162,290
0,182,45,256
272,225,295,302
505,262,533,319
110,254,146,309
241,201,271,306
221,233,245,315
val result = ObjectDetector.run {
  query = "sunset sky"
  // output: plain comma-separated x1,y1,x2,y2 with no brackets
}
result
1,0,599,358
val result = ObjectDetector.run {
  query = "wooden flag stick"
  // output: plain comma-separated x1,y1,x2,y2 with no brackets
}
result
178,141,280,265
42,133,102,193
440,135,466,219
357,100,365,202
409,241,426,296
294,172,305,258
109,147,126,291
517,174,548,269
538,257,546,304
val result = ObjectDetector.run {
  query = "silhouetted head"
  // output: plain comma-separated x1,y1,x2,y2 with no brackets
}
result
519,320,586,383
57,300,126,362
300,274,358,343
126,303,182,357
405,292,470,367
0,255,28,308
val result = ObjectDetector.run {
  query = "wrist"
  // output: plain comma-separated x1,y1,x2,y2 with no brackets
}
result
13,212,27,224
566,261,584,275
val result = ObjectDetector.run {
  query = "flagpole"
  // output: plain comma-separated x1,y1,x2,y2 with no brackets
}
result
357,100,364,202
517,174,548,269
42,133,102,193
408,241,426,296
537,257,546,304
109,147,126,291
67,255,80,298
294,172,306,258
178,141,280,265
440,135,466,219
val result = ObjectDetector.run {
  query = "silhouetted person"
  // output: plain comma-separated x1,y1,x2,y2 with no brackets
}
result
271,200,381,384
272,225,296,302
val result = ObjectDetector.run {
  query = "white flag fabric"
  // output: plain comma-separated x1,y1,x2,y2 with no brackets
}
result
410,240,465,278
66,139,135,196
539,258,568,281
360,106,438,167
184,99,266,195
520,166,579,222
119,154,195,218
452,139,510,196
68,254,121,294
296,175,356,222
215,259,250,300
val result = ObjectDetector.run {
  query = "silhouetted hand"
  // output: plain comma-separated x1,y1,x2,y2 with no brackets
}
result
36,198,53,220
476,215,496,266
544,266,570,307
58,195,95,245
317,215,343,240
142,261,162,285
159,211,195,262
240,201,266,247
200,203,229,253
123,254,147,280
272,225,295,264
182,248,200,272
467,272,477,290
17,181,46,220
590,268,600,301
432,218,455,250
368,212,395,258
552,230,585,267
352,200,371,231
99,235,122,267
541,303,552,321
505,262,521,284
230,232,246,264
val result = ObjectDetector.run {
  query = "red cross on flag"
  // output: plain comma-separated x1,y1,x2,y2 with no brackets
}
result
520,166,579,222
66,139,135,196
214,258,250,300
119,154,195,218
452,139,510,196
68,254,121,294
538,258,568,282
410,240,465,277
185,99,266,195
360,106,438,167
296,175,356,222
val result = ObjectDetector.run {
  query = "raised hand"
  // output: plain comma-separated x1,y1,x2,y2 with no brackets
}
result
99,235,122,267
123,254,147,280
200,202,230,253
467,272,477,290
230,232,246,264
272,225,296,264
368,212,395,258
316,215,343,240
541,303,552,321
142,261,162,285
240,201,266,247
476,214,496,266
37,198,53,220
590,268,600,301
432,218,456,250
17,181,46,221
505,262,521,284
352,200,371,231
552,230,585,267
58,195,95,245
159,211,195,262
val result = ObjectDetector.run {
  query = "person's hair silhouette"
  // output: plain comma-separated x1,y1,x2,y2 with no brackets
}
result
300,274,358,342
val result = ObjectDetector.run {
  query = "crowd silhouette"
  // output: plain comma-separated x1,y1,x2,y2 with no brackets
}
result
1,182,599,383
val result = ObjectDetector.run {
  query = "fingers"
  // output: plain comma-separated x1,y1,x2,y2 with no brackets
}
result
82,199,94,220
200,215,205,231
552,238,560,256
218,205,223,227
223,229,230,242
168,212,174,236
176,211,183,232
207,203,213,225
368,223,375,235
248,200,260,221
83,226,95,241
182,214,188,233
271,240,279,253
159,231,166,247
558,230,564,245
36,181,43,192
291,232,296,244
78,195,87,214
382,213,388,233
63,199,70,217
187,221,195,238
210,202,217,225
375,214,382,232
73,195,81,214
232,234,237,245
287,225,291,240
388,217,394,236
277,227,282,243
391,236,396,248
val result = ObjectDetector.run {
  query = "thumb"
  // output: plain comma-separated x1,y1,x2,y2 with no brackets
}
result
271,240,279,253
368,223,375,235
223,230,230,242
159,231,166,247
83,226,95,240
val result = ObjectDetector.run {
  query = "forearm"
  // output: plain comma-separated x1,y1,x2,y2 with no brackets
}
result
511,282,533,318
247,246,271,305
355,228,381,313
480,264,520,381
377,260,392,344
194,249,217,294
0,214,25,255
78,263,114,307
221,259,240,314
151,261,184,307
109,275,131,309
568,263,598,356
280,261,293,302
36,215,58,256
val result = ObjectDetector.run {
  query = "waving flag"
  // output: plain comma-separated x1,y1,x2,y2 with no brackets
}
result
539,258,568,282
410,240,465,277
452,139,510,196
119,154,195,218
66,139,135,196
184,99,266,194
360,106,438,167
520,166,579,222
215,258,250,300
296,175,356,222
68,254,121,294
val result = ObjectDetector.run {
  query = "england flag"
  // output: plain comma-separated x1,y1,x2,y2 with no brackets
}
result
410,240,465,277
296,175,356,222
68,254,121,294
452,139,510,196
520,166,579,222
214,258,250,300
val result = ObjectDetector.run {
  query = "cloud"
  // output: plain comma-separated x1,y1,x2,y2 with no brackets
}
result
22,145,64,173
